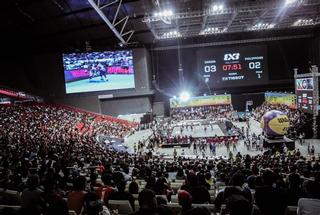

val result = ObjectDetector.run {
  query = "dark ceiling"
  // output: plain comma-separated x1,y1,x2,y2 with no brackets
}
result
2,0,320,52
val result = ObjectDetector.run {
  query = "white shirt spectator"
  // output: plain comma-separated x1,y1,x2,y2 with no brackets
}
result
297,198,320,215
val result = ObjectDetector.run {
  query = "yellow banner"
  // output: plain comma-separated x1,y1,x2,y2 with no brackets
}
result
265,92,296,109
170,95,232,108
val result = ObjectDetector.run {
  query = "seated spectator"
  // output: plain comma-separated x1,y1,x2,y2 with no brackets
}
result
83,192,110,215
226,194,252,215
204,172,214,188
109,180,135,210
182,174,210,204
153,177,172,200
215,172,252,211
246,175,256,194
89,173,103,190
96,173,116,204
176,168,186,180
67,176,87,215
156,196,171,215
297,180,320,215
42,178,63,208
180,207,210,215
21,174,44,213
128,181,139,194
178,190,193,215
130,189,158,215
254,170,288,215
287,172,303,206
1,208,18,215
46,199,69,215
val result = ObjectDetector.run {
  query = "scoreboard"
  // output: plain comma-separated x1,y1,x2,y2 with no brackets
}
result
296,77,314,112
197,45,268,88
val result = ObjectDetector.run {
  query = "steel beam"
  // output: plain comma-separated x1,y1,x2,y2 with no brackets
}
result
87,0,135,45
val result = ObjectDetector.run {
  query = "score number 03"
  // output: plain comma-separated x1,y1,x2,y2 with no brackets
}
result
204,65,216,73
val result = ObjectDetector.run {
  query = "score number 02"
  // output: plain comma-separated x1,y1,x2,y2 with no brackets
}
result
249,62,261,69
248,61,262,79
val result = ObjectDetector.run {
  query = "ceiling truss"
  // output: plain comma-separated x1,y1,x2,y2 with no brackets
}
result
142,0,320,40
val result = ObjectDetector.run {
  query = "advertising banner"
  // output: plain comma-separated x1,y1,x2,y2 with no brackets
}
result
265,92,296,109
170,94,232,108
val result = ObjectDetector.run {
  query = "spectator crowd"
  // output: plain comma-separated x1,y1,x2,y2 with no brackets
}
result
0,102,319,215
170,105,235,121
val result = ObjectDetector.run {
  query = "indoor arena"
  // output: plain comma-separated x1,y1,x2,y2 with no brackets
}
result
1,1,320,215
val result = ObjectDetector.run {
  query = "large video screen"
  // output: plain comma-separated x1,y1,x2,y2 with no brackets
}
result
63,50,135,94
296,78,314,112
197,45,268,88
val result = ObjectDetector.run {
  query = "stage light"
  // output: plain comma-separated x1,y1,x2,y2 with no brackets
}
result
160,30,182,39
199,27,227,35
285,0,296,5
293,18,315,26
153,9,173,17
211,3,225,14
249,22,276,30
179,91,190,102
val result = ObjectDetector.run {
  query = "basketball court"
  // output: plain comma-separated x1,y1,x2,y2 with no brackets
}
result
124,118,320,159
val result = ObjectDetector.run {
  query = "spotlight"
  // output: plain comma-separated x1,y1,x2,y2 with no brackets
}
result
293,18,315,26
285,0,296,5
179,91,190,102
250,22,276,30
160,30,181,39
211,4,224,14
154,9,173,17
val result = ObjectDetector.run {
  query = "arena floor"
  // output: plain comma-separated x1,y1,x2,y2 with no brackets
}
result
124,118,320,159
65,74,135,93
171,123,224,137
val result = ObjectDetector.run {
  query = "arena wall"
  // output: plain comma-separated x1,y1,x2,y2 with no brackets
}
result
0,48,153,116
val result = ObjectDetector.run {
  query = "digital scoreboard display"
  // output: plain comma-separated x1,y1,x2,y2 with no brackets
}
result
197,45,268,88
296,78,314,112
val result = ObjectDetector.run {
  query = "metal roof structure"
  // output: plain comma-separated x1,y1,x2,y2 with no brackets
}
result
2,0,320,50
143,0,320,40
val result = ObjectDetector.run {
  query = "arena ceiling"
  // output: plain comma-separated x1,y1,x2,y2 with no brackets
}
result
2,0,320,51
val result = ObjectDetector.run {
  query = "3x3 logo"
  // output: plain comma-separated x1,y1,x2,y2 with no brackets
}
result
224,53,240,61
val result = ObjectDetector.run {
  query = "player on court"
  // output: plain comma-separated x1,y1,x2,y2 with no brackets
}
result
98,63,108,82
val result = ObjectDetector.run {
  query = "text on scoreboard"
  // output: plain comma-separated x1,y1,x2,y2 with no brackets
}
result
197,45,268,88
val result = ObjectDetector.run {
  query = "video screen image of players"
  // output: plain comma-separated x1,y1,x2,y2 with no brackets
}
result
63,50,135,94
